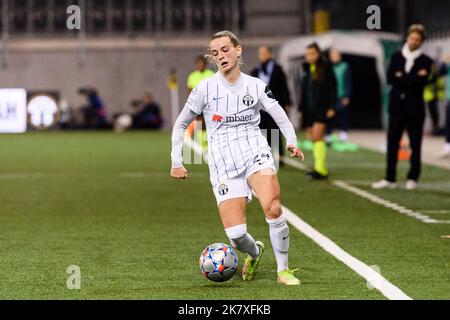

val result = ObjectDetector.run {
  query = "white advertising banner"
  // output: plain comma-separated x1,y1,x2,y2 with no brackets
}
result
0,89,27,133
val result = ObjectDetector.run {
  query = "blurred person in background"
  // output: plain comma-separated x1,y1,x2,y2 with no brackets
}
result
79,87,108,129
441,54,450,158
131,93,163,130
299,42,337,180
372,24,433,190
327,48,352,143
423,63,446,136
251,46,292,167
185,55,215,141
187,55,216,93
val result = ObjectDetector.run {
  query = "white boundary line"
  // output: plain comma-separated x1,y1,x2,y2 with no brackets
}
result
332,180,450,225
0,173,45,179
282,157,450,224
420,210,450,214
282,157,308,171
186,139,412,300
282,205,411,300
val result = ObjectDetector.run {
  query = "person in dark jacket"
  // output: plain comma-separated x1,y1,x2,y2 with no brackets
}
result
251,46,292,166
132,93,163,130
372,24,433,190
79,87,108,129
299,42,337,180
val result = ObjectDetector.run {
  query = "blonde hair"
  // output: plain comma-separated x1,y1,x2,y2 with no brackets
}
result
205,30,244,66
211,30,241,47
407,24,426,41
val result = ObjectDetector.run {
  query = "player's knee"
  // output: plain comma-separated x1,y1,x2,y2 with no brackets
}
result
311,134,323,143
311,129,325,142
263,197,281,220
224,224,247,247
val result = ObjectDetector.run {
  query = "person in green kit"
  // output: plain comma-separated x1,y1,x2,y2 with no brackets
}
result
185,56,215,141
299,43,337,180
423,63,446,136
187,55,215,93
329,48,352,142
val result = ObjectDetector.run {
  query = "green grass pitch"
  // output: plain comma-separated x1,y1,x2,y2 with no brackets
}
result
0,131,449,299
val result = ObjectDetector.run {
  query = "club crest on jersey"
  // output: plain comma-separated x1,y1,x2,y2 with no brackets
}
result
242,94,254,107
212,114,223,122
218,184,229,196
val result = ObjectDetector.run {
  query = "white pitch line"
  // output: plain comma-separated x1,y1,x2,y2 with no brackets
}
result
333,180,450,224
282,156,308,171
186,139,411,300
120,172,207,178
0,173,45,179
282,205,412,300
330,180,450,192
420,210,450,215
283,157,450,224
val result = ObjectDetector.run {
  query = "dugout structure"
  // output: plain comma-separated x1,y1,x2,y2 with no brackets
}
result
278,30,401,130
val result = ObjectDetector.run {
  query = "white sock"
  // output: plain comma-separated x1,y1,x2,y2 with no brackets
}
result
225,224,259,260
266,214,289,272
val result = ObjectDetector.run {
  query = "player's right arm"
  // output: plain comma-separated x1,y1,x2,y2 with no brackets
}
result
170,85,205,179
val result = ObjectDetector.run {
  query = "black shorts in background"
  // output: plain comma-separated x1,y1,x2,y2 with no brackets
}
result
302,111,328,128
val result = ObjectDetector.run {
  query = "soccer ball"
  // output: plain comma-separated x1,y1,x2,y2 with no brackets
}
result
199,243,238,282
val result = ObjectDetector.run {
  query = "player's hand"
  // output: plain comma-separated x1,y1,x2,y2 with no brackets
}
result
341,97,350,107
170,166,188,179
395,71,403,78
417,68,428,77
287,144,304,161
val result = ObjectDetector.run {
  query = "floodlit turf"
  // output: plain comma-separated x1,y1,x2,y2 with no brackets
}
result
0,131,449,299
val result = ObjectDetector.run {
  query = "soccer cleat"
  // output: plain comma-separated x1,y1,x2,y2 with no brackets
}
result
306,170,328,180
242,241,265,281
371,179,396,189
277,268,301,286
405,179,417,190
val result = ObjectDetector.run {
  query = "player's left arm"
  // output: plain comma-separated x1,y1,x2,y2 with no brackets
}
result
170,85,206,179
260,85,304,161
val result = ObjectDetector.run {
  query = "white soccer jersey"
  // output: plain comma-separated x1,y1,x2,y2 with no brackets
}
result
179,72,297,186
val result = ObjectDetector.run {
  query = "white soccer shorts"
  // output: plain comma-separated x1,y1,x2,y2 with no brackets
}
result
212,152,276,205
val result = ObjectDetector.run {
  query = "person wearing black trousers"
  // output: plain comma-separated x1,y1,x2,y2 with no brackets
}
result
251,46,292,167
372,24,433,190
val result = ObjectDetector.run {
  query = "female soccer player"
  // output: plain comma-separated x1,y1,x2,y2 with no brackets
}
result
299,43,337,180
170,31,304,285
